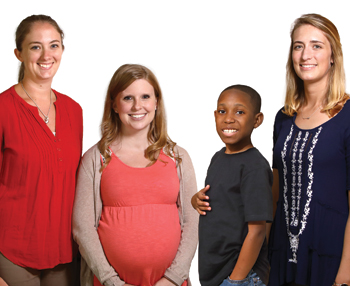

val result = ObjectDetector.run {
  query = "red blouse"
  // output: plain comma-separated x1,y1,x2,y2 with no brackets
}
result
0,86,83,269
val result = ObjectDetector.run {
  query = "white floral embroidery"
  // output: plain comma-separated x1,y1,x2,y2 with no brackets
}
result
290,131,301,226
281,125,322,263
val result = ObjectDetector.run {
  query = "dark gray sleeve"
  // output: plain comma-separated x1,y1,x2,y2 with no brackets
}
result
240,164,273,222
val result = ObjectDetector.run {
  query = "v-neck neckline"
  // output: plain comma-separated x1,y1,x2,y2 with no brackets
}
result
11,85,59,139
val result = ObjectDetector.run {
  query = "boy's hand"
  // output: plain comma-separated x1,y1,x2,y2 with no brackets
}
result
191,185,211,215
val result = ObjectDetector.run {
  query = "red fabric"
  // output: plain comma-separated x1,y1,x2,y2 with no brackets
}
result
94,150,187,286
0,85,83,269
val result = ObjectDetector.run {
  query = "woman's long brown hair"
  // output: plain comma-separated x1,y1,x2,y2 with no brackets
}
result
98,64,181,171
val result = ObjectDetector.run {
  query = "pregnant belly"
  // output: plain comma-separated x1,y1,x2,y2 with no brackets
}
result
98,204,181,286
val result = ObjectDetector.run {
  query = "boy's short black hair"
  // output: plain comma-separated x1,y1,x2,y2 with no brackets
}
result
220,84,261,114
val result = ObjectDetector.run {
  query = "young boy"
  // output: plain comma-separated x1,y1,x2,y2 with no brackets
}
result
192,85,273,286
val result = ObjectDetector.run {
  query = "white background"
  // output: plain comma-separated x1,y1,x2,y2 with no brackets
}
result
0,1,349,285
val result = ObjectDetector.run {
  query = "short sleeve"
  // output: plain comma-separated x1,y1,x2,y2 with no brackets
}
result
241,165,273,222
0,112,3,173
345,117,350,190
0,95,7,173
272,108,286,169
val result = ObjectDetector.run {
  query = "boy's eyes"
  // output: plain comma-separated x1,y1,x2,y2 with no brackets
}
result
217,110,244,115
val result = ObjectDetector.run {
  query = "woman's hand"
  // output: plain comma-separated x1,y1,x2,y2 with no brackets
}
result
153,277,176,286
191,185,211,215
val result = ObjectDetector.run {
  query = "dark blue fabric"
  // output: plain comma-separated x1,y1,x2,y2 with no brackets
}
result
268,102,350,286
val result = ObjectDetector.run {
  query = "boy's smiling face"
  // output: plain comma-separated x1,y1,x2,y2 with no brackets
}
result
214,89,263,154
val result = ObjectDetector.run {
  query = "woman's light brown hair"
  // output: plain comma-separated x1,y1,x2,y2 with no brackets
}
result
15,14,64,83
284,13,347,117
98,64,181,171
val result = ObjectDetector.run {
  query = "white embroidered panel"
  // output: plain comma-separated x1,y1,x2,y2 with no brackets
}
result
280,125,322,263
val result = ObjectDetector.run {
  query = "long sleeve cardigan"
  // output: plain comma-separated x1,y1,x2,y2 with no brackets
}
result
72,144,198,286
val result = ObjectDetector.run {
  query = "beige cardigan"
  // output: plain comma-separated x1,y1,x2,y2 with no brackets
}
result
72,144,198,286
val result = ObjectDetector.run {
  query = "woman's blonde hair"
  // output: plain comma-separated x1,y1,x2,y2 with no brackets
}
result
98,64,180,171
284,13,347,117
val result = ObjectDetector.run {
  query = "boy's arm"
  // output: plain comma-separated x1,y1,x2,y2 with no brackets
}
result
191,185,211,215
229,221,266,280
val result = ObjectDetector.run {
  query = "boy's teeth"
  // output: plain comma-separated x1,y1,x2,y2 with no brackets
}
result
223,129,237,133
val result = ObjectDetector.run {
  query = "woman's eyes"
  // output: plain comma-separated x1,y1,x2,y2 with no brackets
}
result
29,44,60,50
293,44,322,50
123,95,151,101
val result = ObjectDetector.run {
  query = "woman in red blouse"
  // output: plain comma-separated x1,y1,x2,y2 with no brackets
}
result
0,15,83,286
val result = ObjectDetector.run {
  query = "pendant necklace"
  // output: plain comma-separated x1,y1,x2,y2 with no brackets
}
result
301,105,321,120
21,82,52,124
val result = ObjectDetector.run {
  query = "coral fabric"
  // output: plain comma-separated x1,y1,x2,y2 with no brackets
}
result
0,86,83,269
94,150,186,286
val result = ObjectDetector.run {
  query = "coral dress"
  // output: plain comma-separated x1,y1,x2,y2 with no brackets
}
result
94,150,187,286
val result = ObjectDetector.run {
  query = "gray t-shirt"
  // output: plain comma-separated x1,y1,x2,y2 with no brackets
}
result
198,147,273,286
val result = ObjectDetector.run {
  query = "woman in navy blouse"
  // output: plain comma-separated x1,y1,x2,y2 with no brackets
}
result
268,13,350,286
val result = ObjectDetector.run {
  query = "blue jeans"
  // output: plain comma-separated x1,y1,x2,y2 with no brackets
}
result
219,270,266,286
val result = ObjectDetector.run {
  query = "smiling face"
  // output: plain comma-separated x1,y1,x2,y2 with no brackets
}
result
292,24,333,86
114,79,157,136
215,89,263,154
15,21,63,83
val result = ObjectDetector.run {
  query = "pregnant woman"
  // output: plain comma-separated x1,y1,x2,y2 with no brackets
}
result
73,64,198,286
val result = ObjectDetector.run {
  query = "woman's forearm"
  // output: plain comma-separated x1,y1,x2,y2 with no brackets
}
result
164,147,199,286
72,153,124,286
334,191,350,284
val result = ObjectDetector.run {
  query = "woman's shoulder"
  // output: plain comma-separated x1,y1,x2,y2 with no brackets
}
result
274,107,292,121
173,144,191,160
82,144,100,161
274,107,293,129
53,89,82,112
0,85,16,101
0,86,18,115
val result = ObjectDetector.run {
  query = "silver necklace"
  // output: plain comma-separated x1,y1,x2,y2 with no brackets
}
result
21,82,52,124
301,105,321,120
